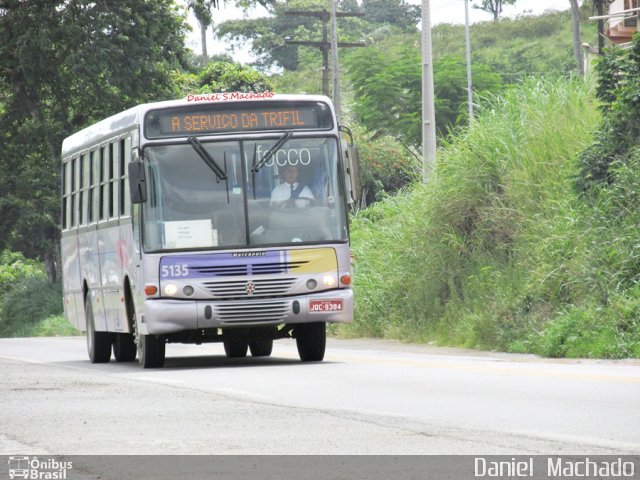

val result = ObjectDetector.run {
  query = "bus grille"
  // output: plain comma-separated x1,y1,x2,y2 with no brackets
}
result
201,278,297,299
214,300,290,324
191,261,308,277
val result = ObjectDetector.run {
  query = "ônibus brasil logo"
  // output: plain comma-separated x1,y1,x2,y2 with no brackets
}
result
7,457,72,480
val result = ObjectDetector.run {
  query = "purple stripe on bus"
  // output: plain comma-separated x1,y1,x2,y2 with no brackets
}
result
159,250,289,279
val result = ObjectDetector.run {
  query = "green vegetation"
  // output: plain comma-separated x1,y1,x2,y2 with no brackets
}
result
0,1,189,279
352,124,422,205
472,0,517,21
577,39,640,192
342,76,639,359
0,251,73,337
346,40,503,145
175,61,275,96
432,6,598,82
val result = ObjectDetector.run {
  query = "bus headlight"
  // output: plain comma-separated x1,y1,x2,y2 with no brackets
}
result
164,284,178,296
323,275,336,287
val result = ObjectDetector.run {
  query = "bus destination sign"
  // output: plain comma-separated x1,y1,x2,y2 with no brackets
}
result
145,101,333,138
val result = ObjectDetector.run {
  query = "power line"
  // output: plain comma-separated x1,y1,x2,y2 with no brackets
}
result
284,9,365,102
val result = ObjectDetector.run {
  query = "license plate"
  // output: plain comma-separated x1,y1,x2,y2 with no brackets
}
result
309,299,343,312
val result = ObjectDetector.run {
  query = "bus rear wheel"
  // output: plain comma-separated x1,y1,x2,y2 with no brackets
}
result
113,333,136,362
137,333,166,368
296,322,326,362
85,299,111,363
223,337,248,358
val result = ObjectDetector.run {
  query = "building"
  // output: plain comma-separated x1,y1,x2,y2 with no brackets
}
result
606,0,640,46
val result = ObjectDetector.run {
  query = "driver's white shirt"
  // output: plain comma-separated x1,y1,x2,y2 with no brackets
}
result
270,182,314,204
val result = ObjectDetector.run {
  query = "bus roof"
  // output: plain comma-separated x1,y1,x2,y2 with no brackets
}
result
61,93,334,158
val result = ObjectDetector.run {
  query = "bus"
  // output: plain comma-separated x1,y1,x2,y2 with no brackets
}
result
61,93,359,368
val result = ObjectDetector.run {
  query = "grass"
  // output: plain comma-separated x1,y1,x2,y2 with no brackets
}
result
6,315,81,338
338,76,640,358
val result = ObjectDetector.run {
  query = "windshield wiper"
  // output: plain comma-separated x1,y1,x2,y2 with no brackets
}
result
188,136,227,182
251,132,293,174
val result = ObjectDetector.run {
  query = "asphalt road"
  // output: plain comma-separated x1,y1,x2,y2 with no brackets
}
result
1,336,639,455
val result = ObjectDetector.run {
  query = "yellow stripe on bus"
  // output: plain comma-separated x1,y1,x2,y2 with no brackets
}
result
288,248,337,274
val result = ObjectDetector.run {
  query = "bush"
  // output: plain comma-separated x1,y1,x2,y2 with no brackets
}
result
533,289,640,359
0,250,43,291
0,277,63,336
17,315,79,338
0,250,64,337
353,127,421,207
343,77,605,354
576,35,640,193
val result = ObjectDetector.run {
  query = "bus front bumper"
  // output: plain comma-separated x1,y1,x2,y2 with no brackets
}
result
141,289,353,335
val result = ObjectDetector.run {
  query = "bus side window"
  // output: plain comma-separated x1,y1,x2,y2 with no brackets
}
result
81,153,90,226
109,141,117,219
91,150,100,223
78,154,84,226
100,146,108,221
61,162,67,230
120,137,131,217
70,157,77,228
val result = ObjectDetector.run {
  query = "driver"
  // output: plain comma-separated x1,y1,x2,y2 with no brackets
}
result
270,164,314,207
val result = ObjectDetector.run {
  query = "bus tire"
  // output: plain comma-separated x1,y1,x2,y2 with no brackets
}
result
296,322,326,362
85,299,111,364
113,333,136,362
137,333,165,368
223,337,248,358
249,339,273,357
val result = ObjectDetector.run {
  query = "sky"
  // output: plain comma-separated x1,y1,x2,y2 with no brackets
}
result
184,0,571,63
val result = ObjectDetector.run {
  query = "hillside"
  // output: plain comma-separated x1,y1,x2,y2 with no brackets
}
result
340,76,640,358
276,5,600,101
431,7,599,82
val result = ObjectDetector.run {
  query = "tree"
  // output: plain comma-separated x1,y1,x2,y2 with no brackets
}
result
215,1,310,71
0,0,189,281
472,0,517,21
215,0,419,71
188,0,216,58
175,61,274,96
346,39,502,150
569,0,583,75
360,0,420,30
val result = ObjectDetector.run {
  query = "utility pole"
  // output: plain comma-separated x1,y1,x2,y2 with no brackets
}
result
597,0,605,54
464,0,473,126
329,0,341,122
421,0,436,182
284,10,364,103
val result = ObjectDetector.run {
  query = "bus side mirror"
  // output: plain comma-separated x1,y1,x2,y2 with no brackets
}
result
346,145,361,204
128,161,147,204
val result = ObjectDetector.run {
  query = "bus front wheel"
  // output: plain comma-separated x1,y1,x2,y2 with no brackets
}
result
85,299,111,363
137,333,166,368
296,322,326,362
249,339,273,357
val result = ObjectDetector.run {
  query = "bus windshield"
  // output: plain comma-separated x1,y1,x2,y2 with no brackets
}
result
141,136,348,251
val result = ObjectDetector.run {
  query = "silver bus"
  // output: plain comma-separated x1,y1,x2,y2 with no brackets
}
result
61,94,358,368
